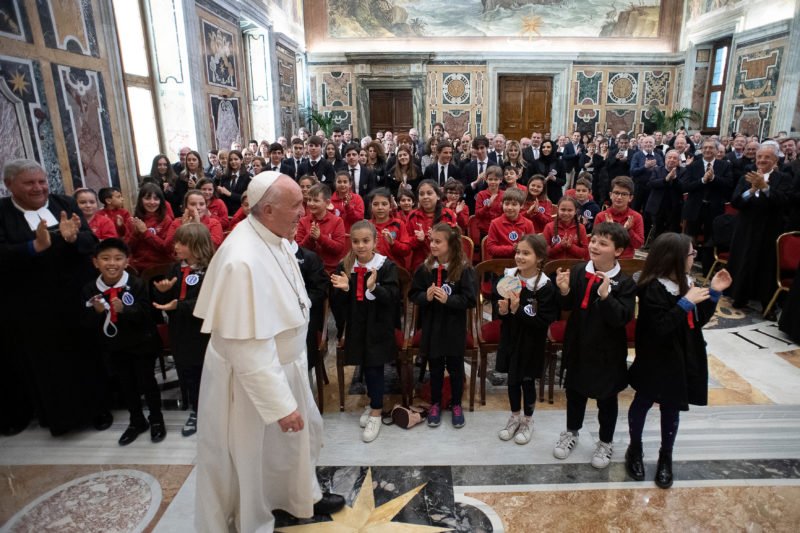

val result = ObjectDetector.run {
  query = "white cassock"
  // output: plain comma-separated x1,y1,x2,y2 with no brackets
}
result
193,215,323,533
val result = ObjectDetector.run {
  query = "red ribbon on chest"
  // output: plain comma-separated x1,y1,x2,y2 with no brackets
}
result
103,287,120,322
436,265,445,287
581,273,599,309
354,266,368,301
179,266,191,301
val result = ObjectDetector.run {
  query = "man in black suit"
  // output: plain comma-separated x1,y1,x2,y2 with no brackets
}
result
562,131,583,174
298,135,335,185
601,135,632,205
731,140,758,183
679,139,733,257
522,131,543,166
283,137,306,180
173,146,190,174
488,134,506,165
724,135,747,165
423,140,461,189
342,143,376,198
461,136,492,213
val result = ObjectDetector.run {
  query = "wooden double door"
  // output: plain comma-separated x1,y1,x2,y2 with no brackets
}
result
498,76,552,139
369,89,413,136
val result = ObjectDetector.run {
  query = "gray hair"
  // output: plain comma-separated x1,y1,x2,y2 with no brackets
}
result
2,159,45,183
759,141,780,158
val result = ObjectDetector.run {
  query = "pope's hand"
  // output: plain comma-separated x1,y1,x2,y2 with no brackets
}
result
278,410,304,433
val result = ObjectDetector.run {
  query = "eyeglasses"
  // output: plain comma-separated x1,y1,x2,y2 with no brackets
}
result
687,250,698,258
610,191,631,197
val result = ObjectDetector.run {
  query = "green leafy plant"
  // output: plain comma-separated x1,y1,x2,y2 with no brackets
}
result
304,106,334,137
647,106,703,132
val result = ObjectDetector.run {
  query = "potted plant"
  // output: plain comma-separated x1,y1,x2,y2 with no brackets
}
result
646,106,703,133
302,106,335,137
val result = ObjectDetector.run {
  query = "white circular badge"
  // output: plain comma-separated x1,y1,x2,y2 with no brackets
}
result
185,274,199,286
122,293,135,306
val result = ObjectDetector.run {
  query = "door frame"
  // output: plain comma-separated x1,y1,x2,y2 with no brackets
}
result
357,77,425,138
487,61,570,137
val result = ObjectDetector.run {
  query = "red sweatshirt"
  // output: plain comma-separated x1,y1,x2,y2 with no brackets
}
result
486,214,535,259
594,207,644,259
406,207,458,272
207,198,230,231
372,217,412,270
98,207,131,238
474,189,505,234
296,211,347,273
87,214,117,240
166,214,224,249
126,213,175,271
229,207,247,230
523,198,554,233
330,191,365,233
543,219,588,260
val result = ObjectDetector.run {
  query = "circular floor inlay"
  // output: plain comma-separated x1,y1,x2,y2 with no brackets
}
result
2,469,162,533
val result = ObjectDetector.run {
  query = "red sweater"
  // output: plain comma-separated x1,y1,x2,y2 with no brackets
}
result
474,189,504,234
127,213,175,271
208,198,230,231
87,214,117,240
543,220,588,260
486,214,535,259
406,207,458,272
594,207,644,259
372,217,412,270
330,191,365,233
97,207,131,238
166,215,224,249
229,207,247,230
296,211,347,273
523,198,554,233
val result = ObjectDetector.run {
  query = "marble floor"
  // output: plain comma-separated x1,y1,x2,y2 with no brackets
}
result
2,299,799,532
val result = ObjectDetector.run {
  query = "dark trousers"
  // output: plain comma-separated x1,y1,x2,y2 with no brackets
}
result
685,202,723,275
176,363,202,413
429,356,464,407
363,365,385,410
627,392,680,453
566,388,618,444
652,208,682,239
508,377,536,416
110,350,162,426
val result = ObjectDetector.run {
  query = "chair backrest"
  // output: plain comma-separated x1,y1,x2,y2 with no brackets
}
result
474,259,515,339
777,232,800,283
461,235,474,263
618,258,646,281
480,235,490,262
467,215,481,250
542,258,582,276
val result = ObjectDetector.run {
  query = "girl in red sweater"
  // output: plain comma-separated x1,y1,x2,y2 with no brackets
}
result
196,178,229,231
443,179,470,232
126,183,175,271
502,165,528,192
543,196,588,260
407,180,458,272
330,170,365,232
75,188,117,240
166,191,224,248
370,188,412,271
474,166,505,235
299,174,318,217
524,174,555,234
397,188,416,225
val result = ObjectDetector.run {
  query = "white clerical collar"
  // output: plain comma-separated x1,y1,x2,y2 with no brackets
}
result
504,267,549,290
288,240,299,254
585,261,621,278
352,253,387,272
247,214,282,246
96,271,130,292
12,197,59,230
658,275,693,296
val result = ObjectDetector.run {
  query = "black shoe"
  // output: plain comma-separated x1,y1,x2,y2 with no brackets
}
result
49,425,71,437
118,422,149,446
625,443,645,481
181,412,197,437
92,411,114,431
2,421,29,436
313,492,345,515
655,450,673,489
150,421,167,443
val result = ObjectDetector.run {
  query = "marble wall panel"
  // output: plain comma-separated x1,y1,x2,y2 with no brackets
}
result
573,108,601,134
276,44,299,138
729,102,773,139
427,64,487,137
442,110,469,139
0,0,33,43
209,95,241,150
575,71,602,105
36,0,98,57
644,70,670,106
606,108,637,135
606,72,639,106
321,71,351,107
691,65,709,130
308,64,356,135
326,109,352,133
52,64,118,191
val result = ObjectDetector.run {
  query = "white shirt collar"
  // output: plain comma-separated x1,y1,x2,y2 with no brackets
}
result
658,275,693,296
585,261,621,278
96,271,130,292
504,267,550,290
431,260,449,269
352,253,387,272
11,198,59,230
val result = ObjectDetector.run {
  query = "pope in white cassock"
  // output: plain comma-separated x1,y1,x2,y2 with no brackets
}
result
193,172,344,532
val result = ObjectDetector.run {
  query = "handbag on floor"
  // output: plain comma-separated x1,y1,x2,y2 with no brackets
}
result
389,404,429,429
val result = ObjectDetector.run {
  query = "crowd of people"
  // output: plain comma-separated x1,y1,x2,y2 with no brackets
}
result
1,121,798,493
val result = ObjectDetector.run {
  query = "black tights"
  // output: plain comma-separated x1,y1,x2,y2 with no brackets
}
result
362,365,385,410
627,392,680,452
429,356,464,407
508,378,536,416
566,388,618,444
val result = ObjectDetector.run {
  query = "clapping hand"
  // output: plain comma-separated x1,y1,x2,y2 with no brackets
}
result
710,269,732,292
34,217,51,253
596,272,611,300
685,286,710,304
217,186,231,197
556,267,570,295
132,217,147,234
426,283,436,302
59,211,81,243
154,277,178,293
498,298,510,315
433,285,448,303
527,199,539,214
382,228,394,245
310,221,321,240
365,268,378,292
623,215,634,230
508,290,520,313
153,299,178,311
330,272,349,291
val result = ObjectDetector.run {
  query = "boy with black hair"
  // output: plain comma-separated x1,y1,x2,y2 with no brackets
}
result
574,177,601,233
295,183,347,274
81,238,165,446
299,136,335,184
98,186,131,238
594,176,644,258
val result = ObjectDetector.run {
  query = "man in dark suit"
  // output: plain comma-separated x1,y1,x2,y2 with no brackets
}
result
679,139,734,256
724,135,747,165
601,135,632,205
342,143,376,198
298,135,335,186
331,127,345,157
423,140,461,189
173,146,190,174
645,149,685,238
461,136,492,213
283,137,306,180
630,136,664,215
561,131,583,174
488,134,506,166
731,140,758,183
522,131,543,166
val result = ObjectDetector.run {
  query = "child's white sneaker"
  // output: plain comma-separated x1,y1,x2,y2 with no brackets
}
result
498,415,520,441
362,416,381,443
591,441,613,469
359,406,371,428
514,417,533,445
553,431,579,459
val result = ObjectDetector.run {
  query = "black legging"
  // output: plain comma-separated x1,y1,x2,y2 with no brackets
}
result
566,388,618,444
508,377,536,416
362,365,385,410
429,356,464,407
176,363,202,413
628,392,680,452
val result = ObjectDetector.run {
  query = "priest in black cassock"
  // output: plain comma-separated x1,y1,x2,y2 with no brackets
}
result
0,159,111,436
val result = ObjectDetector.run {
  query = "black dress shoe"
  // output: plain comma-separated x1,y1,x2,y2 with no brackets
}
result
92,411,114,431
313,492,345,515
2,422,29,436
655,450,673,489
625,443,645,481
150,422,167,443
119,422,149,446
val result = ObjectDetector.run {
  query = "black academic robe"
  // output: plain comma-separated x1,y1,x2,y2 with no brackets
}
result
560,262,636,399
410,263,477,360
629,280,719,410
727,170,793,307
530,157,566,204
494,274,558,385
778,267,800,343
153,263,210,367
296,246,329,368
0,194,103,434
332,258,399,367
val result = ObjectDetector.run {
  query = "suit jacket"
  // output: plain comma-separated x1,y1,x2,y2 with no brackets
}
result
561,142,582,172
679,158,733,222
461,160,493,212
423,162,462,188
522,145,542,167
606,148,632,181
645,166,685,217
630,151,664,179
298,158,335,185
282,157,306,180
344,165,378,198
488,151,506,166
217,172,251,214
530,158,567,204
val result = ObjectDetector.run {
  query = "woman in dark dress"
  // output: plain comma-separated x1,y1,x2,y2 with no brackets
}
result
530,140,566,204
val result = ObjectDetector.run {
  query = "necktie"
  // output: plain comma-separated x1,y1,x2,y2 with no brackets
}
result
436,264,445,287
479,162,484,175
103,287,120,323
439,166,445,186
179,266,191,300
350,167,356,184
295,160,300,178
706,162,712,172
581,272,599,309
354,266,368,301
272,166,278,172
534,149,539,160
231,177,237,190
497,153,503,165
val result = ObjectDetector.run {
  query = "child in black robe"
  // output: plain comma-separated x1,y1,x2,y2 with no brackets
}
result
626,233,731,488
552,222,636,469
331,220,400,443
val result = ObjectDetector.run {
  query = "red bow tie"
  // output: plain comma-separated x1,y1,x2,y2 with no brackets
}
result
581,272,599,309
354,266,368,301
103,287,120,322
436,265,445,287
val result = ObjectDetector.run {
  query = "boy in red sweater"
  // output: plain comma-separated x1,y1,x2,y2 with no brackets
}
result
486,188,534,259
474,166,505,235
98,186,131,238
594,176,644,259
295,183,347,273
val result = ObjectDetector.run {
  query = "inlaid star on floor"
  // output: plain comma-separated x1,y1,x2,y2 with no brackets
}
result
279,468,452,532
9,71,29,96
